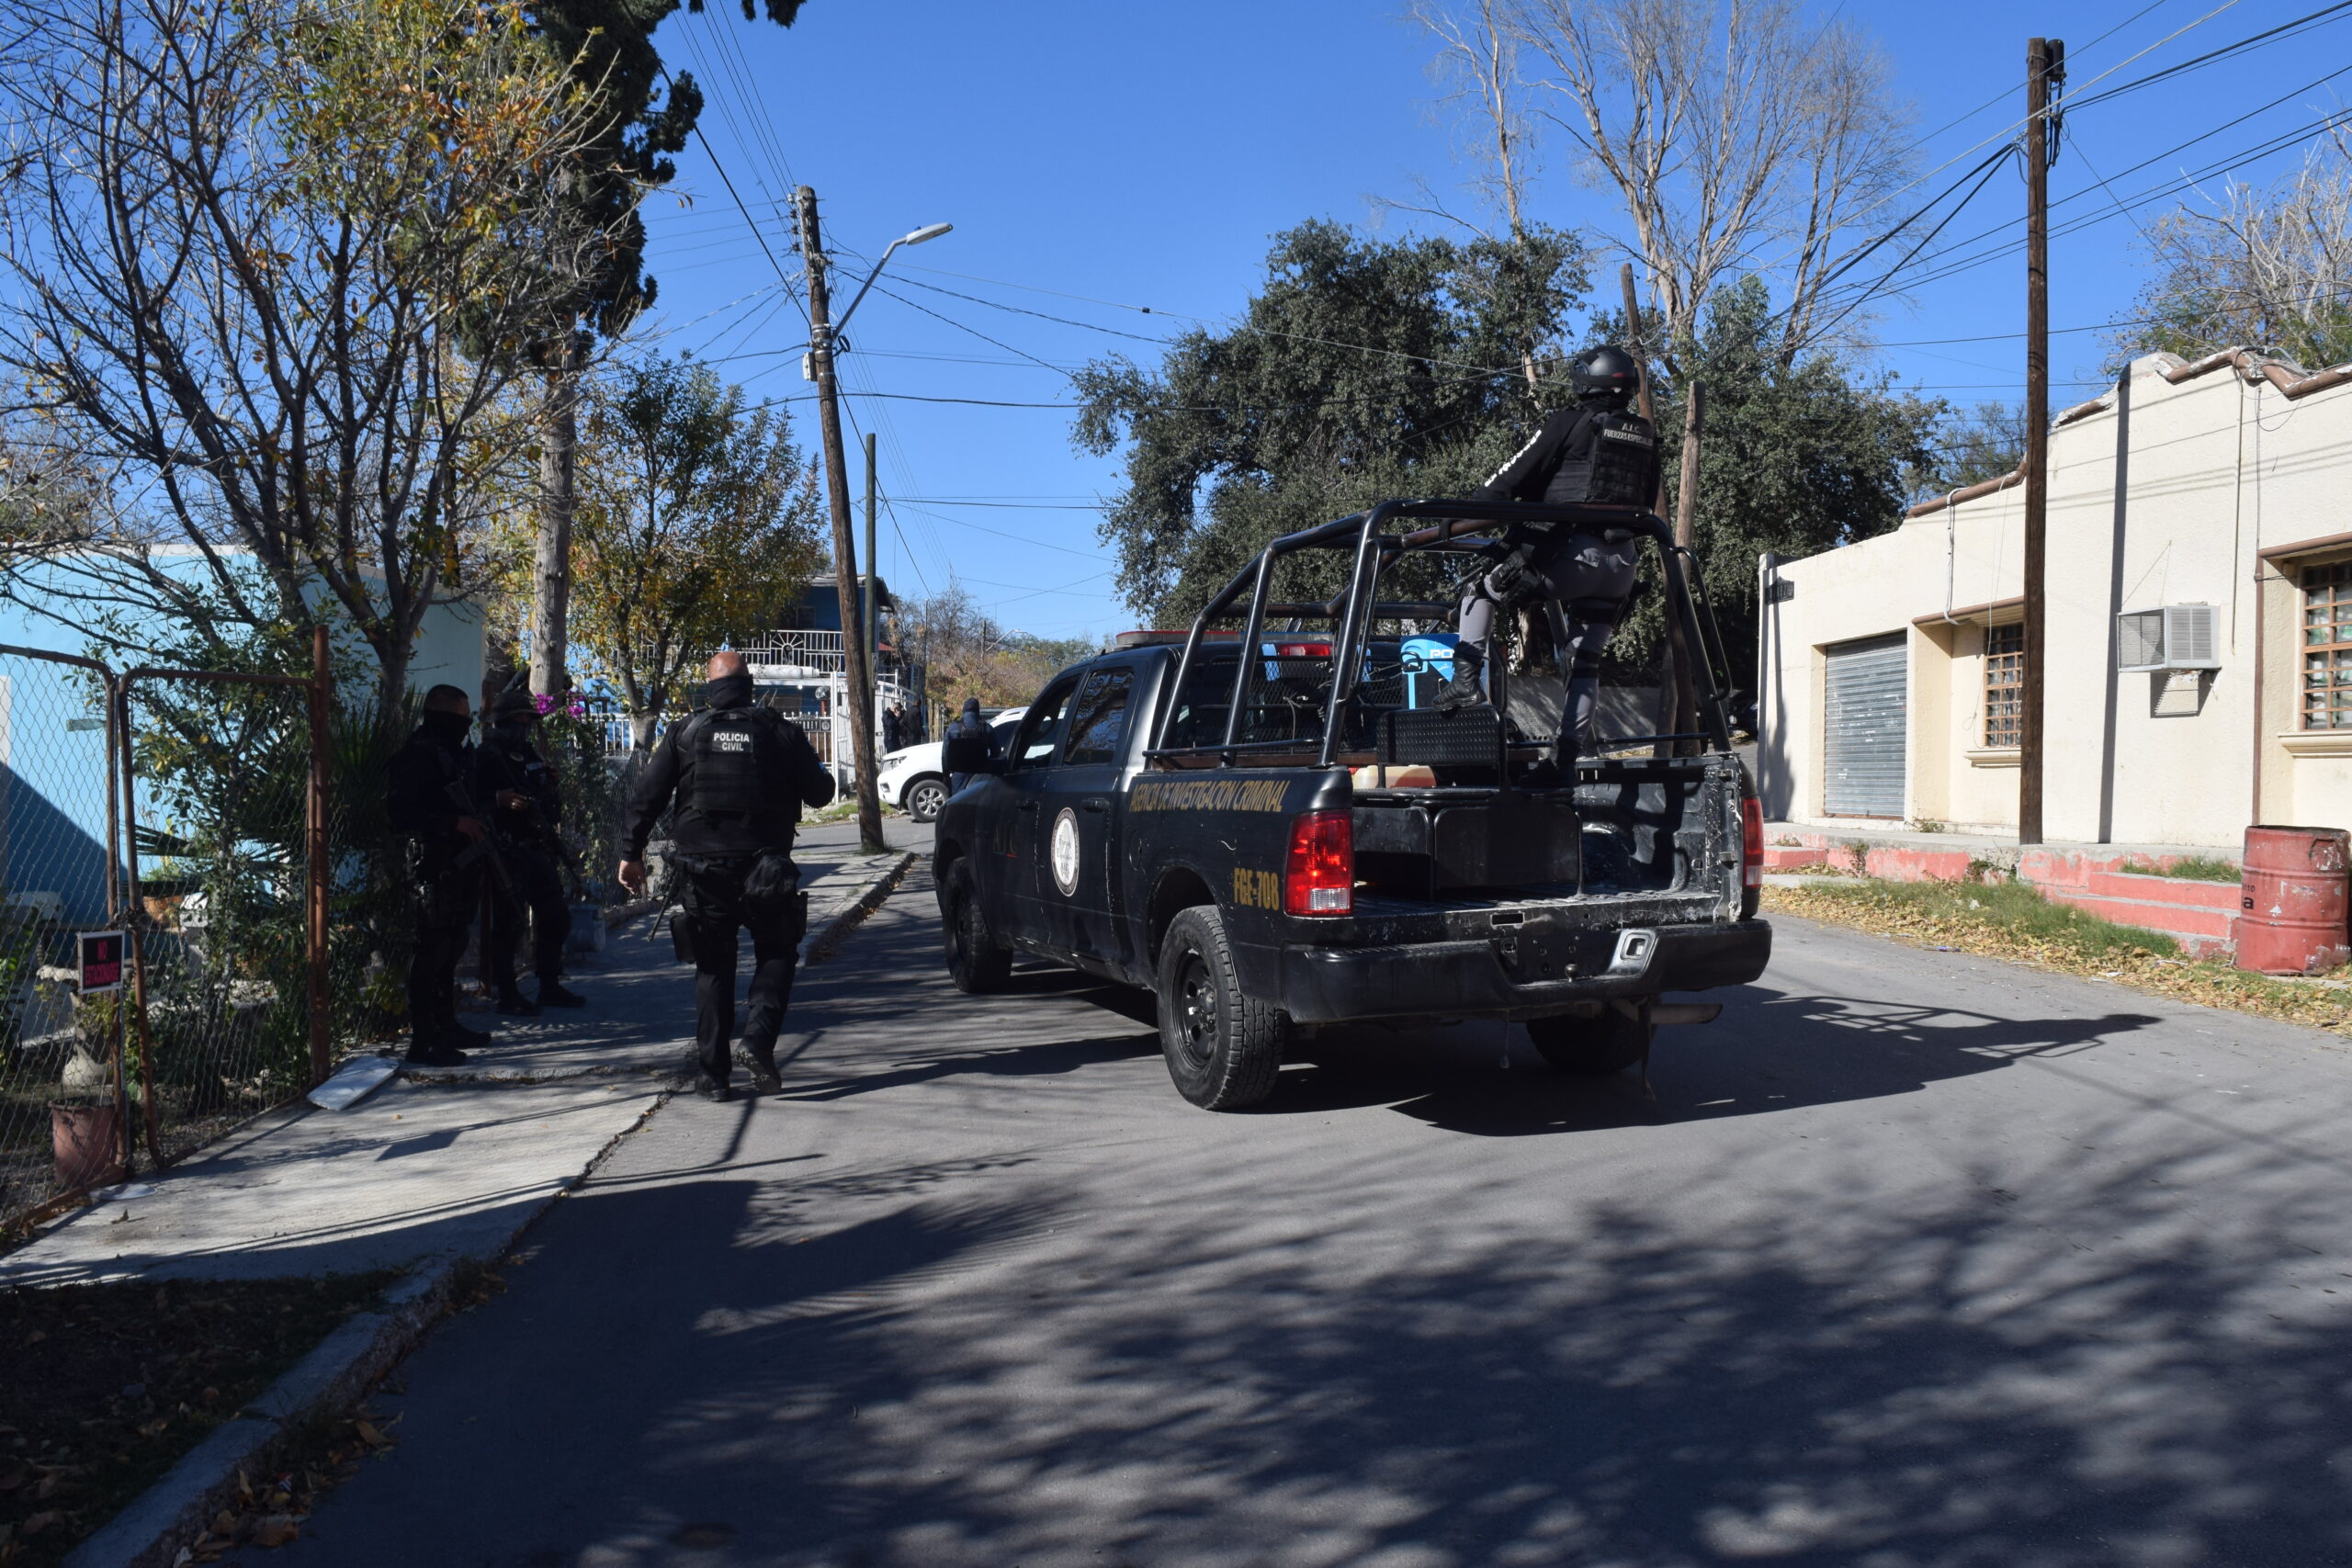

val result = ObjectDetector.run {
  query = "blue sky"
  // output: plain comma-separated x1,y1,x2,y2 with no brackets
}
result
632,1,2349,643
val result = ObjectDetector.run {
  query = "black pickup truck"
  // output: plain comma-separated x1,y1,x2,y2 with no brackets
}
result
933,499,1770,1110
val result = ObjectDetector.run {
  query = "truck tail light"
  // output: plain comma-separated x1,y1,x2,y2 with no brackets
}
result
1742,796,1764,889
1284,809,1353,916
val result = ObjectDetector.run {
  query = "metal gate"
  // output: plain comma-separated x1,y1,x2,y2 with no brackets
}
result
1824,634,1907,818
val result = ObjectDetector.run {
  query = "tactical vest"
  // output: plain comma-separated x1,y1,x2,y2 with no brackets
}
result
683,706,793,821
1541,409,1659,508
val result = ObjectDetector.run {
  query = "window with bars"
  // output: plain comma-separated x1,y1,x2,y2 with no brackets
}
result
2303,561,2352,729
1984,622,2024,748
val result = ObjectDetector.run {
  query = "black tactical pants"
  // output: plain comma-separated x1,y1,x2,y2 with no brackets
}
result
678,855,803,1089
488,842,568,992
1456,530,1636,767
409,862,485,1042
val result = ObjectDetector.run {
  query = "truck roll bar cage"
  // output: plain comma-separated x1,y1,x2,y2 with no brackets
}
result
1146,498,1737,771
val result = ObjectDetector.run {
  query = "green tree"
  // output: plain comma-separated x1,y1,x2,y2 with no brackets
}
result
552,355,825,749
1642,276,1943,682
1073,220,1589,623
0,0,624,717
519,0,808,699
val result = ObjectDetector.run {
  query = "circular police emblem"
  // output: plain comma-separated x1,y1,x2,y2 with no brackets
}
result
1049,807,1081,897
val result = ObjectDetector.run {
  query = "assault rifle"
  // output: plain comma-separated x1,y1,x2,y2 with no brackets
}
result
444,776,517,899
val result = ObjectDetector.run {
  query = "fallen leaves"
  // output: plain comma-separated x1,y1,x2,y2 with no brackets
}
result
183,1410,399,1560
1766,882,2352,1037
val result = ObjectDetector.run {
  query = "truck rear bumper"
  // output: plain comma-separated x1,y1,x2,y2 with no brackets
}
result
1273,919,1772,1024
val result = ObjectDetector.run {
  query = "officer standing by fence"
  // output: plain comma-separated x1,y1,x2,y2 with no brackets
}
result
389,684,494,1066
476,690,586,1016
616,650,835,1101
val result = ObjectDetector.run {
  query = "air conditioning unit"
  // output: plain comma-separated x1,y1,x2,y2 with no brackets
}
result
2116,604,2219,672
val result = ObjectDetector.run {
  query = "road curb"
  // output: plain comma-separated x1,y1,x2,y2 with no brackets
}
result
801,851,919,965
61,1096,665,1568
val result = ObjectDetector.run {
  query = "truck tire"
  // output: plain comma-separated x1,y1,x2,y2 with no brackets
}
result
941,858,1012,994
1156,906,1284,1110
905,775,948,823
1527,1008,1652,1076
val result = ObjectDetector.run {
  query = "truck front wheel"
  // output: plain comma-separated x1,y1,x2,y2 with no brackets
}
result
1527,1008,1652,1076
942,859,1013,994
1156,906,1284,1110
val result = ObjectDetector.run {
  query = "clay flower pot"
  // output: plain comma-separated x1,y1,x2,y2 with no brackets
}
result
51,1101,124,1192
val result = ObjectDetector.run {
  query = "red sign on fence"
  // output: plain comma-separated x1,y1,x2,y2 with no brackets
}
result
78,930,124,994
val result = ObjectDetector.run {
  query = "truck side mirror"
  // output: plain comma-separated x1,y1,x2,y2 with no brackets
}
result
943,733,1001,775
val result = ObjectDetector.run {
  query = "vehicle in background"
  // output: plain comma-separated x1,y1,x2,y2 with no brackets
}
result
876,706,1026,823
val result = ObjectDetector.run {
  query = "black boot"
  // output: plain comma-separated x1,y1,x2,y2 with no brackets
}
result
496,986,541,1016
1439,648,1487,710
406,1033,468,1068
746,1048,782,1094
536,979,586,1009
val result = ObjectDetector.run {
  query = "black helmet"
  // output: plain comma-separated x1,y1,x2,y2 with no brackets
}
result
1570,344,1641,406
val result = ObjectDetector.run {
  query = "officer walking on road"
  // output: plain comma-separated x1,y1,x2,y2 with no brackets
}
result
944,696,992,794
476,690,587,1017
1448,344,1661,775
616,650,835,1101
389,684,495,1066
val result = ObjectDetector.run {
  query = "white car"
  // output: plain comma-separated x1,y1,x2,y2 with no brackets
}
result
876,706,1025,823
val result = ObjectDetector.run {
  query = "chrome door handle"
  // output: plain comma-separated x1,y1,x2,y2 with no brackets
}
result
1016,799,1039,811
1081,798,1109,813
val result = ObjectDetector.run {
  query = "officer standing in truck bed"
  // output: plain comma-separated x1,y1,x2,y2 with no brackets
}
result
616,650,836,1101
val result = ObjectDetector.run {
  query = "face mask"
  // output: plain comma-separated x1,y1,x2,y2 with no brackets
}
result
422,709,471,745
705,672,754,708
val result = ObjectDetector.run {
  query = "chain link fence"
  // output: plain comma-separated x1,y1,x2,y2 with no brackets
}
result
0,646,130,1232
120,665,324,1170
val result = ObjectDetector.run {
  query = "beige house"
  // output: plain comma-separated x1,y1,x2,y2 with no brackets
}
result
1758,347,2352,849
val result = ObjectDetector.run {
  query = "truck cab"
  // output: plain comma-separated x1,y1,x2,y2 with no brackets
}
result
933,499,1770,1110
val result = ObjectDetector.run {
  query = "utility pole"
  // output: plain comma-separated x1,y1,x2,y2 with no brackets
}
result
1622,262,1683,758
1671,379,1704,752
794,186,886,854
2020,37,2064,846
864,432,880,713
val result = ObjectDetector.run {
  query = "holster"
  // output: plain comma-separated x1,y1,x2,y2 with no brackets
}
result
669,908,695,965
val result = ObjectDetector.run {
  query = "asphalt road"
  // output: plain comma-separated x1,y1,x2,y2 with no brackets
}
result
260,867,2352,1568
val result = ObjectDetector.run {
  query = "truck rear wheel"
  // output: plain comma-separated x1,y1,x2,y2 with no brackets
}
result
1527,1009,1652,1076
942,859,1012,994
1156,906,1283,1110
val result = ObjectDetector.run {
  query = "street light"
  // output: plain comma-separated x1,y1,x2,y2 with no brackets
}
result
833,220,955,336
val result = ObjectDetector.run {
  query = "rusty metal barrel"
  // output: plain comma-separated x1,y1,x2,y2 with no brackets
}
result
2235,825,2351,976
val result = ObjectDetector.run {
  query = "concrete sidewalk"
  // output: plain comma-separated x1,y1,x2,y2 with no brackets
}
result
2,818,926,1285
8,819,929,1568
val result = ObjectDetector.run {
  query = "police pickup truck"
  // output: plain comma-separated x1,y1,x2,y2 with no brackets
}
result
934,499,1770,1110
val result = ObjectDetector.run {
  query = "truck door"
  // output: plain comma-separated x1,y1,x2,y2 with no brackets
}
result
998,671,1083,939
1034,663,1136,962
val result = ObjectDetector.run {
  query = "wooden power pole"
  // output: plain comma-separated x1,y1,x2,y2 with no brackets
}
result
2020,37,2064,846
794,186,887,854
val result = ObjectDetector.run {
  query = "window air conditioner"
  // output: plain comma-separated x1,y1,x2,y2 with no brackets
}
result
2115,604,2219,672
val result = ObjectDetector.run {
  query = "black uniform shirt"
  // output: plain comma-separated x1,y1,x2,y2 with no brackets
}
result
475,727,561,840
388,724,471,852
620,698,837,862
1474,403,1657,507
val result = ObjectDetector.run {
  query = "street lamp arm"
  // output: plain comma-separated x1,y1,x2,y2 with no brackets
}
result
828,221,953,340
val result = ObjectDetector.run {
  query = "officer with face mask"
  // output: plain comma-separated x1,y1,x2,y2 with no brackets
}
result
388,684,494,1066
1449,344,1661,776
475,689,585,1016
616,650,836,1101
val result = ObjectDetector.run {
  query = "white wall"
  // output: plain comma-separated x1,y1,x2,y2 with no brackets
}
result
1759,351,2352,848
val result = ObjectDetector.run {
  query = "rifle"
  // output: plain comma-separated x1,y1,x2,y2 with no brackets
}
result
443,775,518,900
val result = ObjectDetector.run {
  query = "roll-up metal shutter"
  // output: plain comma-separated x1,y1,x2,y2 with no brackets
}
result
1824,634,1907,818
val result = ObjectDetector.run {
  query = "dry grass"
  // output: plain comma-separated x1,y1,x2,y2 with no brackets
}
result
1765,877,2352,1039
